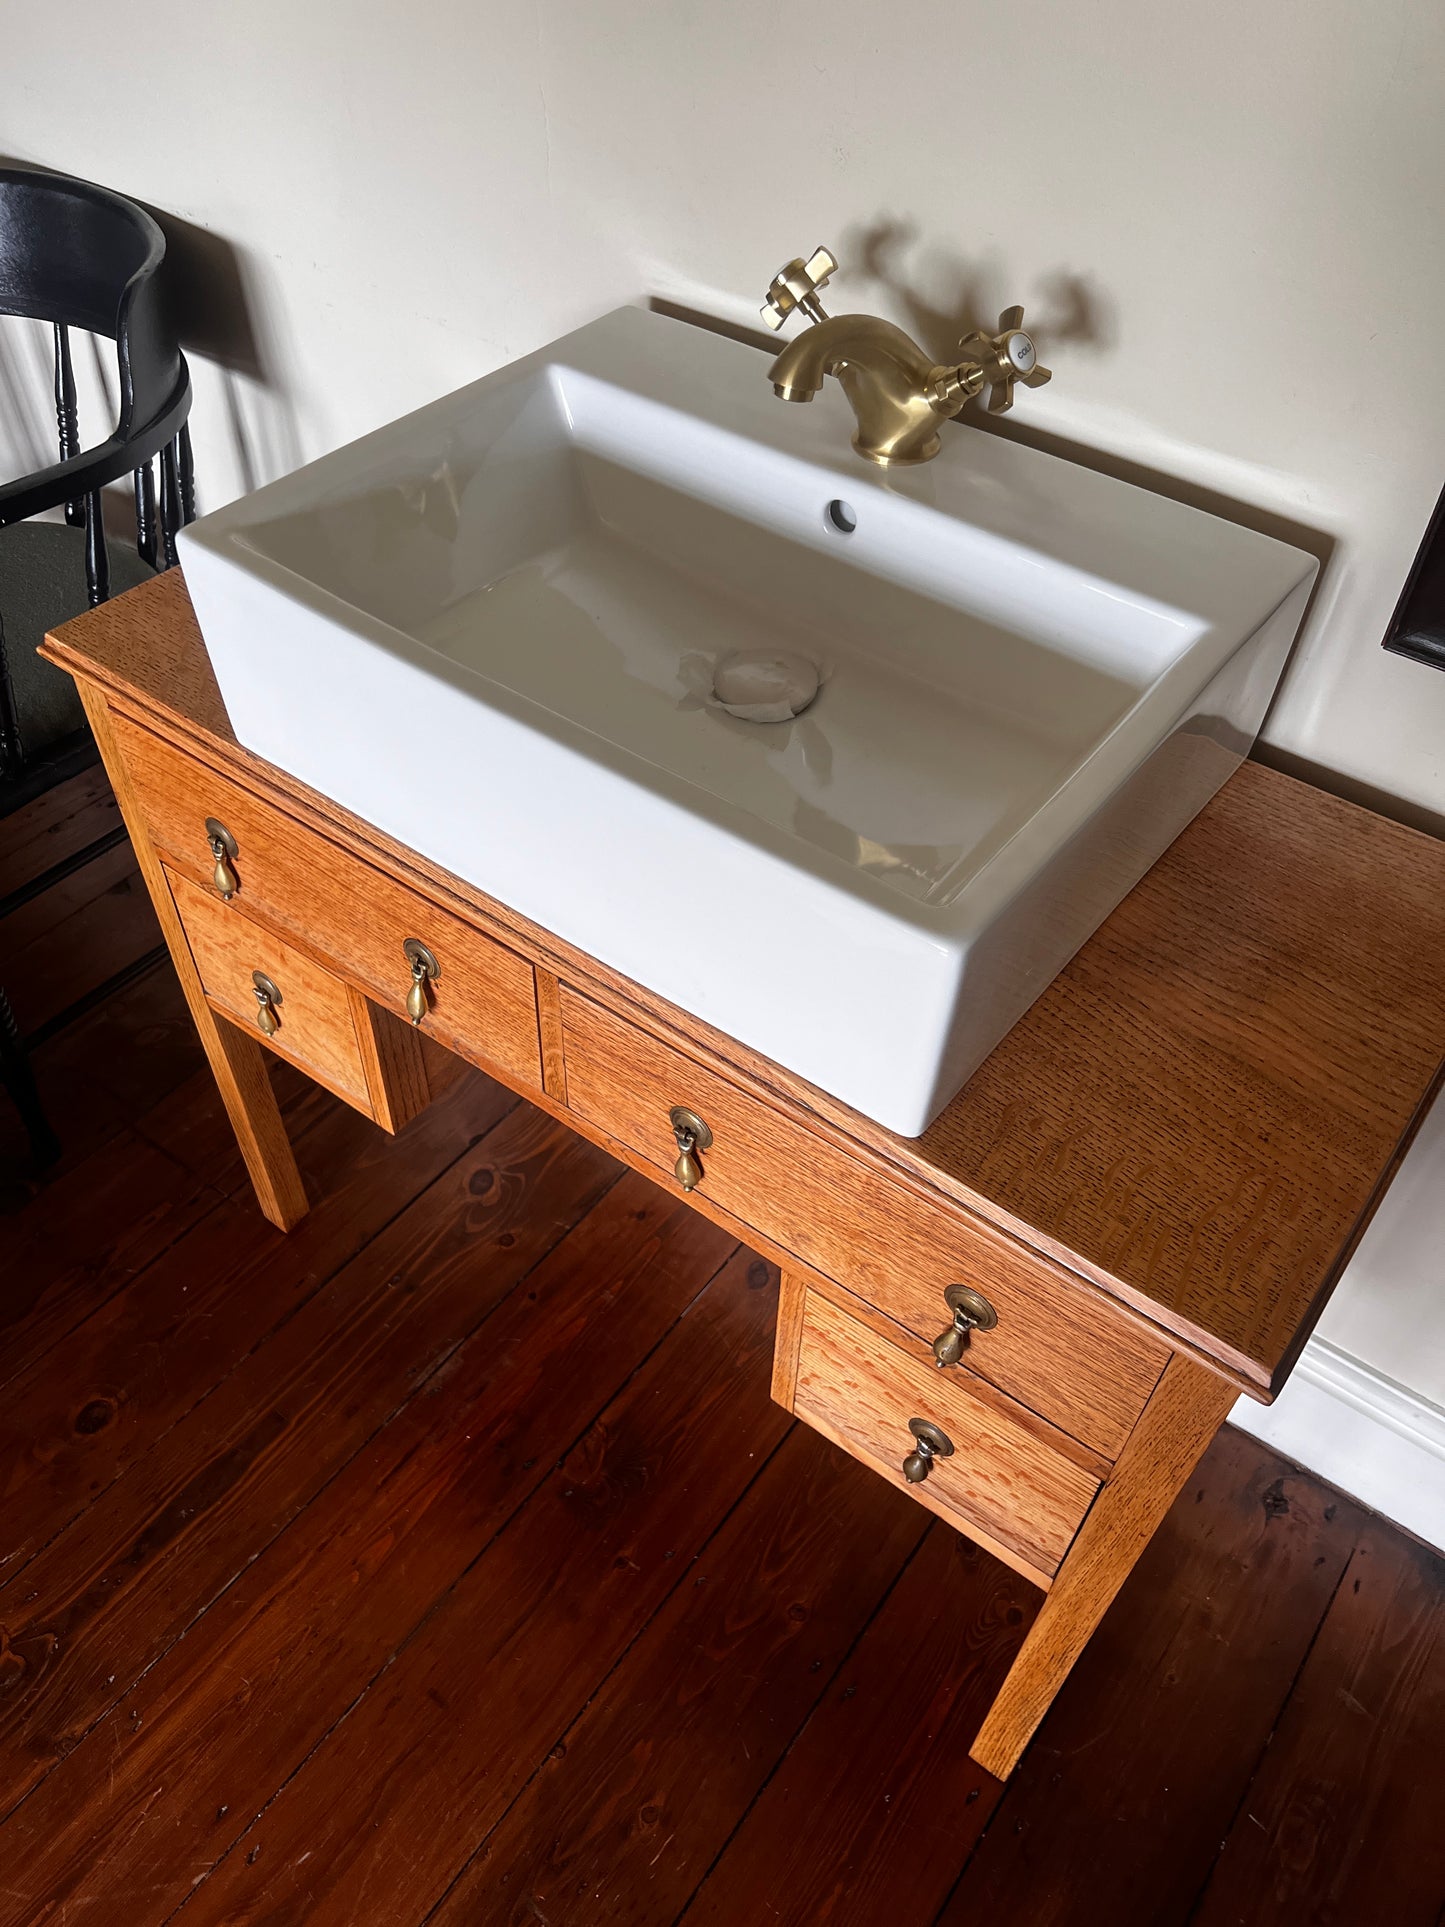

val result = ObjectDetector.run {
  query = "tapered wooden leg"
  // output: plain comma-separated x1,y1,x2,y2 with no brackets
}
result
771,1270,809,1409
969,1352,1237,1779
77,683,309,1230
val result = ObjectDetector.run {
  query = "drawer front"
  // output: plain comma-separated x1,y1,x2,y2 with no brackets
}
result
115,716,542,1091
561,989,1168,1458
793,1286,1098,1579
171,868,372,1109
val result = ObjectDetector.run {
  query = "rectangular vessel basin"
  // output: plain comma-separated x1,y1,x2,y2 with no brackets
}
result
180,306,1316,1136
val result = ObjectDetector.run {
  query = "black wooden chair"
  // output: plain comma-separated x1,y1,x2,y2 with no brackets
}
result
0,162,195,1175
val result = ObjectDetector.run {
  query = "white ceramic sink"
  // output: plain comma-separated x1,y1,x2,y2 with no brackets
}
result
180,306,1316,1136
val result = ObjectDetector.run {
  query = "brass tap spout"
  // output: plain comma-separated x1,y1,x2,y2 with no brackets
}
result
760,247,1051,468
769,314,981,468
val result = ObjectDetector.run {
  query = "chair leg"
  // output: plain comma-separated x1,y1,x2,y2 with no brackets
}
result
135,459,158,569
159,441,181,568
0,607,22,782
53,323,84,530
0,985,61,1174
83,488,111,606
177,424,196,524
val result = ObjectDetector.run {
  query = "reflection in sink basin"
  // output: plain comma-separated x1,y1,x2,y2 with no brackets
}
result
181,307,1316,1135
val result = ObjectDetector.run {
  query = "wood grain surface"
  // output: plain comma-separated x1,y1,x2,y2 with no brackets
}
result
111,708,544,1095
969,1351,1239,1776
938,1429,1367,1926
76,682,308,1231
1191,1525,1445,1927
562,987,1164,1455
0,760,120,900
685,1526,1038,1927
429,1420,929,1927
4,911,1441,1923
169,867,374,1110
43,569,1445,1391
793,1287,1099,1583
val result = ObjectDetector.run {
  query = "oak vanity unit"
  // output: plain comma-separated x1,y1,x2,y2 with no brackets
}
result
44,570,1445,1780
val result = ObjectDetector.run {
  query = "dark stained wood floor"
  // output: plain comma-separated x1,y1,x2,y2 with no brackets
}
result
3,773,1444,1927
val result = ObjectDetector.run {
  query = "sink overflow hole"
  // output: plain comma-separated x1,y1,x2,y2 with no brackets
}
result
825,498,857,535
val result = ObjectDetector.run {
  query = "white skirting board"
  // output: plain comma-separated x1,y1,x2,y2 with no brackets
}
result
1230,1336,1445,1551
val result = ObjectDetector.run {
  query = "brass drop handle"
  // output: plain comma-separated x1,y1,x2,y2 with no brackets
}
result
958,305,1052,416
669,1105,713,1192
902,1417,955,1484
761,246,838,331
931,1283,999,1369
206,817,239,901
402,939,441,1026
252,970,282,1038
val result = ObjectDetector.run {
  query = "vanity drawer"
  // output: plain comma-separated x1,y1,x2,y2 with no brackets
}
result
791,1284,1098,1581
115,715,542,1091
560,989,1169,1459
171,868,376,1113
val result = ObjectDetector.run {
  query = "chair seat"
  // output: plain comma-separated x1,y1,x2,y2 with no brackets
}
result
0,521,153,756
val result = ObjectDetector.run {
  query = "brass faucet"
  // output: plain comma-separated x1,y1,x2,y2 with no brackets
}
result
761,247,1051,467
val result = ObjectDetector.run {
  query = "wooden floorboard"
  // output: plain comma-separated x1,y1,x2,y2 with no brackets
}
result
0,761,120,902
174,1238,774,1927
1190,1525,1445,1927
682,1522,1038,1927
431,1423,930,1926
934,1429,1367,1927
3,849,161,1037
0,1102,619,1825
0,904,1440,1924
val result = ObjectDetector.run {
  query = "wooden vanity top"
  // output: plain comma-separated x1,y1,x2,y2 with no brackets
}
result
45,569,1445,1396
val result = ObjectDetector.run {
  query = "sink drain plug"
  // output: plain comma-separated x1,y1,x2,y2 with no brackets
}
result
710,650,820,724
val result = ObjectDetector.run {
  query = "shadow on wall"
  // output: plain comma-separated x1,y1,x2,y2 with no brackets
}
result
0,155,301,516
653,214,1342,806
844,214,1116,364
143,199,304,499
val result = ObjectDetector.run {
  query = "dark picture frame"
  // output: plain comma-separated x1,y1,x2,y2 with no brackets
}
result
1383,485,1445,671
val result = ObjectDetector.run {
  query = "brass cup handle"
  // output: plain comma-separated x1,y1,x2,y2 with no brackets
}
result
206,818,238,901
252,969,282,1038
669,1105,713,1192
902,1417,955,1484
402,939,441,1026
931,1283,999,1369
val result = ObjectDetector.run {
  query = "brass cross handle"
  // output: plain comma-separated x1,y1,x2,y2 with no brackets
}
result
669,1105,713,1192
402,939,441,1026
931,1283,999,1368
761,247,838,331
902,1417,955,1484
960,306,1052,415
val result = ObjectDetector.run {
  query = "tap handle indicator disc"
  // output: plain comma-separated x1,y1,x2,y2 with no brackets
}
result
761,247,839,331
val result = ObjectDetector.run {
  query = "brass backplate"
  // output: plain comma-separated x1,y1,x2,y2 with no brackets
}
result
668,1105,712,1151
251,969,282,1006
944,1283,998,1331
908,1416,955,1458
205,816,238,859
402,937,441,981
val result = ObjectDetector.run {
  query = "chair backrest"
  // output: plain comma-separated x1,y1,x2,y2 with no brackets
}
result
0,165,189,523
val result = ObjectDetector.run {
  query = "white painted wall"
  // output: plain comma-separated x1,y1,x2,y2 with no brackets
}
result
4,0,1443,1519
